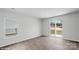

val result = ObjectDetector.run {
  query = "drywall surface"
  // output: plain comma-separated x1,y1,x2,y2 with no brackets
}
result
0,13,4,40
0,9,41,47
41,19,50,36
61,12,79,42
0,10,6,45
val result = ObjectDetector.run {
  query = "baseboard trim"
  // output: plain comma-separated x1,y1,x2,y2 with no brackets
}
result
40,35,48,37
64,39,79,43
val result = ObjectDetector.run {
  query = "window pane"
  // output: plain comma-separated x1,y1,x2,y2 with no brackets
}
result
56,30,62,35
51,29,55,34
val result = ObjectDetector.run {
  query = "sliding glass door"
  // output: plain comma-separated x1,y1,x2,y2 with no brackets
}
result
50,18,63,37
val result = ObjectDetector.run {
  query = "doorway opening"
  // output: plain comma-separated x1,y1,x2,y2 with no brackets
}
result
49,17,63,37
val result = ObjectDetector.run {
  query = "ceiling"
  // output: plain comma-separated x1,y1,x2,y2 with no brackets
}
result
7,8,79,18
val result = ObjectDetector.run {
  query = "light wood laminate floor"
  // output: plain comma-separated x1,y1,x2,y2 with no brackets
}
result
1,36,79,50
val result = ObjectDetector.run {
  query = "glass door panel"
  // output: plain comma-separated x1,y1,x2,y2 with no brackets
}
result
50,18,62,37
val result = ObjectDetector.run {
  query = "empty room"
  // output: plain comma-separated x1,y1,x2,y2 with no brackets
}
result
0,8,79,50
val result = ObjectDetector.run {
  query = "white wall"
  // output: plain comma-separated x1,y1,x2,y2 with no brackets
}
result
0,9,5,45
61,12,79,42
0,15,4,39
41,19,50,36
0,9,42,47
